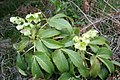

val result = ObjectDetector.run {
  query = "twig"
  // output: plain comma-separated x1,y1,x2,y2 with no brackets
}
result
103,0,118,12
68,0,100,32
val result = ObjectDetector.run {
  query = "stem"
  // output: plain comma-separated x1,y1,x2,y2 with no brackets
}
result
41,23,48,29
33,41,36,53
85,51,93,56
22,46,34,56
103,0,118,12
85,58,90,60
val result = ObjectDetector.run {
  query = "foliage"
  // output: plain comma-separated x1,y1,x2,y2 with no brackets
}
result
10,12,118,80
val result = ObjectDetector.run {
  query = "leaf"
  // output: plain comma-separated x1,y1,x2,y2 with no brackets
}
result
96,47,112,59
58,72,72,80
51,13,68,19
69,61,75,76
44,72,52,80
112,60,120,67
16,53,27,70
35,39,49,56
51,13,74,25
60,36,74,47
61,49,83,68
90,55,100,78
35,52,54,74
16,53,27,76
41,38,64,49
31,57,43,79
98,66,109,80
52,49,69,72
25,53,32,70
38,29,60,38
89,44,99,53
61,49,89,77
78,67,89,78
16,66,27,76
59,28,71,38
17,37,30,51
98,57,114,73
90,36,106,45
47,18,72,33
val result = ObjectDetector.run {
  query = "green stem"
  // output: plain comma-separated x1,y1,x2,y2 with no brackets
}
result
86,51,93,56
41,23,48,29
22,46,34,56
85,58,90,60
33,41,36,53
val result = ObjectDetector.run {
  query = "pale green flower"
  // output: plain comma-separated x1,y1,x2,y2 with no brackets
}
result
82,33,90,39
82,37,90,44
10,17,17,23
74,43,79,49
89,29,98,38
26,13,34,22
86,29,98,38
73,36,79,43
74,42,87,51
34,18,41,23
23,22,34,28
10,17,25,24
23,22,30,26
82,29,98,39
16,25,24,30
26,12,42,23
33,12,41,18
20,29,31,36
79,42,87,51
73,29,98,51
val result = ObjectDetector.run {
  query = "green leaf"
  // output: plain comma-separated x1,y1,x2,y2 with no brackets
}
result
35,39,48,53
90,55,100,78
60,36,74,47
16,53,27,70
59,28,70,38
69,61,75,76
16,66,27,76
112,60,120,67
98,66,109,80
90,36,106,45
41,39,64,49
89,44,99,53
58,72,72,80
44,72,52,80
61,49,89,77
38,29,60,38
61,49,83,68
78,67,89,78
17,37,30,51
25,53,32,70
96,47,112,59
51,13,68,19
31,57,43,79
98,57,114,73
35,52,54,74
77,58,89,78
51,13,74,25
47,18,72,33
16,53,27,76
52,49,69,72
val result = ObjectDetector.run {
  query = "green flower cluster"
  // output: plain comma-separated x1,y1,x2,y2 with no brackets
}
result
10,12,42,36
73,29,98,51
